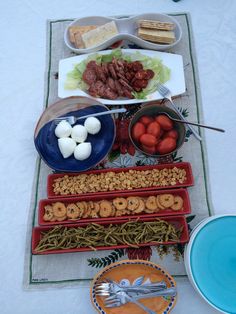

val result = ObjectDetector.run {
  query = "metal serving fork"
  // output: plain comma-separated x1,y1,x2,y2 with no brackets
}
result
105,290,157,314
53,107,126,125
157,83,202,141
95,281,167,296
105,287,177,306
159,112,225,133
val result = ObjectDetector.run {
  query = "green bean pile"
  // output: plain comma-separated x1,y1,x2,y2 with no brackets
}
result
35,220,183,252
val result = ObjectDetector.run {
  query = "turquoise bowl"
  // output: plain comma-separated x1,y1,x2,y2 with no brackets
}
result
184,215,236,314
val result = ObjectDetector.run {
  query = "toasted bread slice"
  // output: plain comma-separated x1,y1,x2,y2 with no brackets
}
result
68,25,97,44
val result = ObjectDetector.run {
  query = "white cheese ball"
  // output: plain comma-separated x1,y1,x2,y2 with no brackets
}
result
84,117,101,135
55,120,72,138
74,142,92,161
58,138,76,158
71,125,88,143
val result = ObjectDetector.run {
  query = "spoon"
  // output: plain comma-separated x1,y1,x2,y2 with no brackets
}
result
54,108,127,125
159,112,225,133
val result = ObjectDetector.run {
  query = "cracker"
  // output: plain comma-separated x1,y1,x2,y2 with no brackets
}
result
138,19,175,31
138,28,176,44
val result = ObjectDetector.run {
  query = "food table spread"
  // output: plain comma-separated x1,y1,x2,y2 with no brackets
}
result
1,1,236,314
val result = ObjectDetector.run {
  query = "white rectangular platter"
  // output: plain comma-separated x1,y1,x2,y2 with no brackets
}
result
58,49,185,105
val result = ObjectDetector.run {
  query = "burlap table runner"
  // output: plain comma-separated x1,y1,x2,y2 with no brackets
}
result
24,13,213,289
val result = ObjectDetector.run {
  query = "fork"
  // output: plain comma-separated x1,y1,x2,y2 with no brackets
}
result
159,112,225,133
105,290,157,314
53,107,127,125
95,281,167,296
157,83,202,141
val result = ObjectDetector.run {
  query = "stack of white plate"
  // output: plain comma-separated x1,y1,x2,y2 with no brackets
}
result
184,215,236,314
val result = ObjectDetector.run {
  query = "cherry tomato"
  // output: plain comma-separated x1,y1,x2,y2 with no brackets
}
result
140,134,157,147
163,129,179,140
132,122,146,141
155,115,173,131
139,115,154,126
127,143,136,156
141,144,156,155
156,137,176,154
146,121,161,138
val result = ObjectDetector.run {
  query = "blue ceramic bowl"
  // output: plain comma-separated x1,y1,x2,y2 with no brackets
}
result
184,215,236,314
34,97,115,172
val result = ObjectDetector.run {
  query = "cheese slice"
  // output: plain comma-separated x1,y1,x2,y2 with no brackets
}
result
82,21,118,48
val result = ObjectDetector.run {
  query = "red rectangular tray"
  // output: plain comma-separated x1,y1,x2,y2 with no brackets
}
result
47,162,194,199
39,188,191,226
32,216,189,255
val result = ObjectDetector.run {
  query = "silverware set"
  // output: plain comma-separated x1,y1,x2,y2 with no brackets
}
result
95,278,177,314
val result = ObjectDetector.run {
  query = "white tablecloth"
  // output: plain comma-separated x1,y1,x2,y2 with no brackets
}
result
0,0,236,313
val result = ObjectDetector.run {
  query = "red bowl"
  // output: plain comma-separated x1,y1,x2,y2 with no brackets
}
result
32,216,189,255
39,188,191,226
47,162,194,198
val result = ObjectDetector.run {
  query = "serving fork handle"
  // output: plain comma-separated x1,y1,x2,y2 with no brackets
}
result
125,294,156,314
167,97,202,141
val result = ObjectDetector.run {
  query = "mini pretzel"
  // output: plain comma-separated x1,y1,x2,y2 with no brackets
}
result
76,202,85,217
113,198,127,210
93,202,100,214
99,200,113,217
127,197,140,211
67,203,80,219
56,215,67,222
90,210,99,218
134,198,145,213
52,202,67,218
156,196,165,210
146,196,158,211
171,196,183,211
43,205,54,221
159,194,175,208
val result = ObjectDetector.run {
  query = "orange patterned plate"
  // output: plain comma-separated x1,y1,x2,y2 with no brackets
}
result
90,260,177,314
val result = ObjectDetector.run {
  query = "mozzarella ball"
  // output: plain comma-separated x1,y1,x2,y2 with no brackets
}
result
71,124,88,143
58,138,76,158
55,120,72,138
74,142,92,161
84,117,101,135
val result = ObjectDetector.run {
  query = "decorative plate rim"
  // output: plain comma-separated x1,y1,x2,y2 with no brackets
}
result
90,259,177,314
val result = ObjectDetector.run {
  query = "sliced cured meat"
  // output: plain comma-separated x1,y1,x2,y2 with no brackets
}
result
86,60,97,70
82,57,154,100
122,89,134,99
119,79,133,91
102,63,109,76
146,69,155,79
133,79,148,89
135,70,149,80
82,68,97,85
114,80,123,96
104,87,118,100
131,61,143,72
107,77,116,91
95,65,107,82
108,64,117,79
117,72,129,83
88,81,106,98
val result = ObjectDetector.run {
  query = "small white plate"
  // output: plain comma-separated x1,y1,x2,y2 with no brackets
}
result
58,49,185,105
